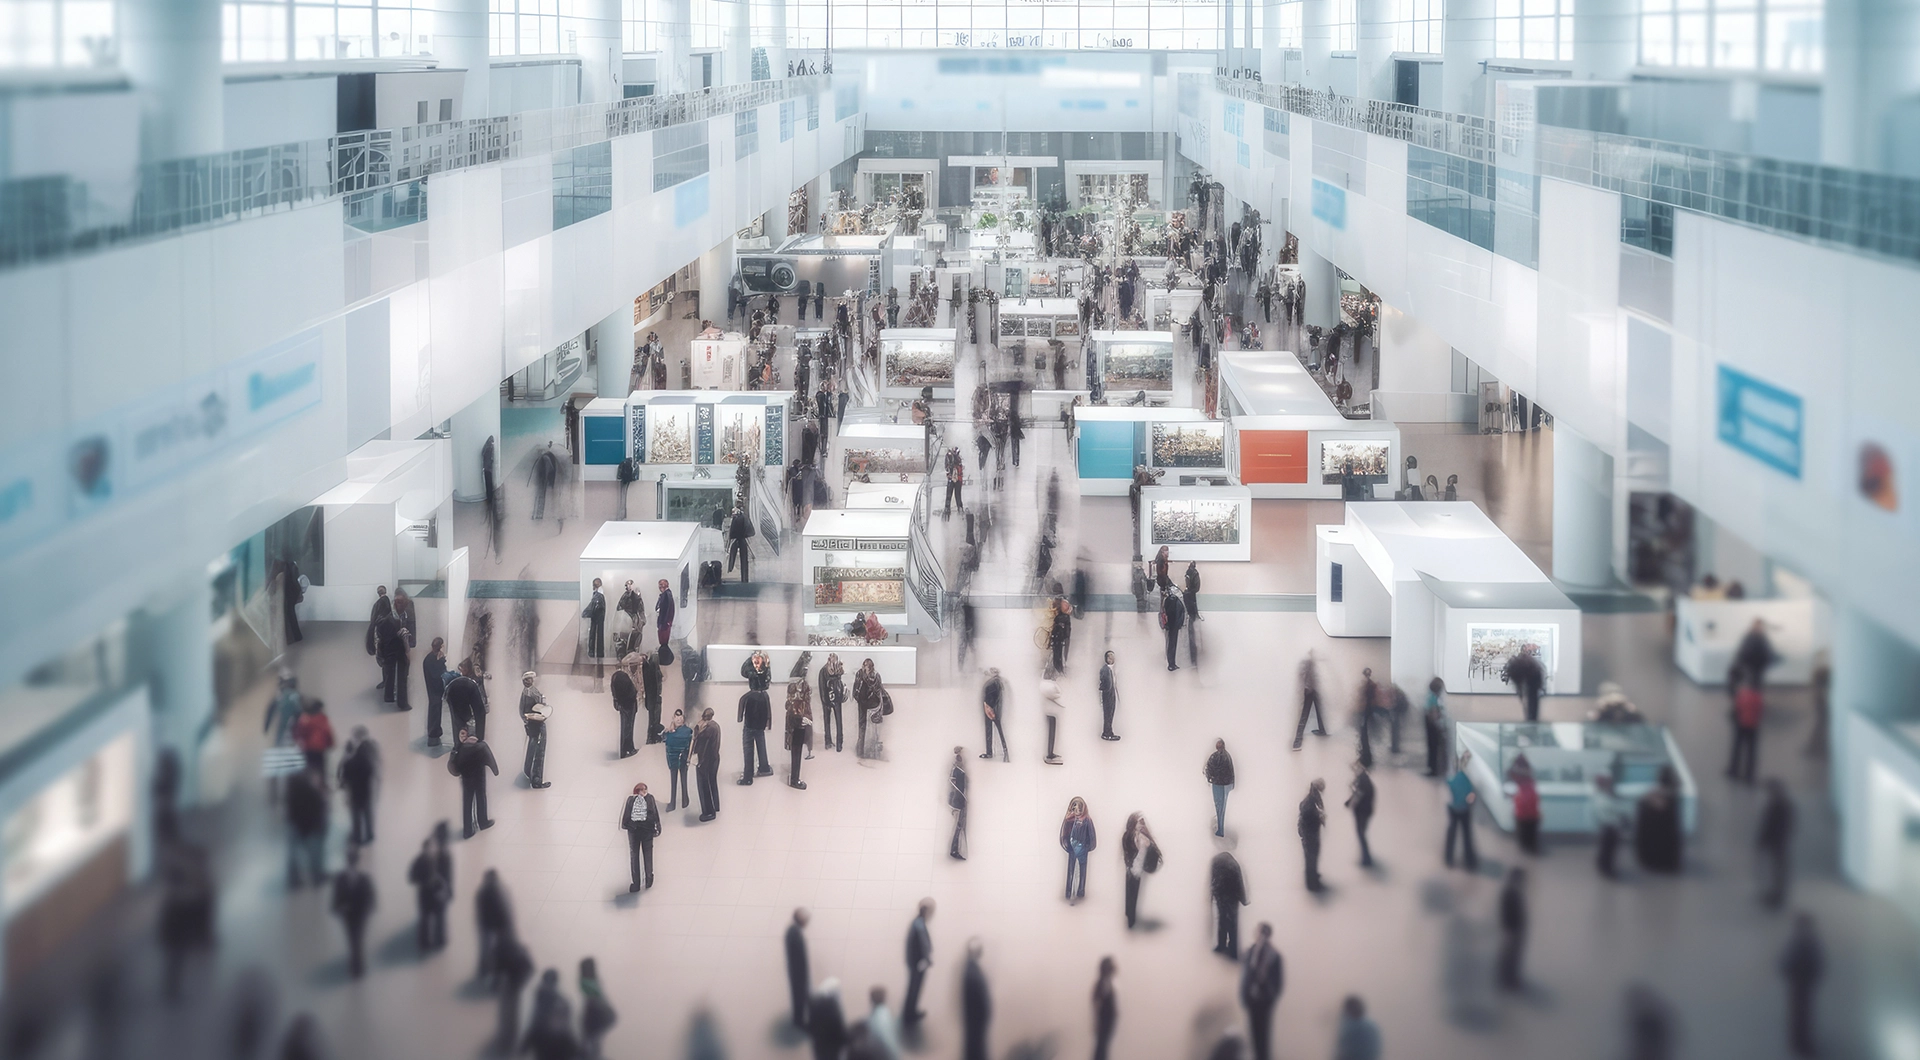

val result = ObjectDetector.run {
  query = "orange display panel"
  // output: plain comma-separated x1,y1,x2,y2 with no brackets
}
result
1238,429,1311,483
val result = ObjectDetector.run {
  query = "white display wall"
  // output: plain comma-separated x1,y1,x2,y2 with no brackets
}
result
1139,484,1253,561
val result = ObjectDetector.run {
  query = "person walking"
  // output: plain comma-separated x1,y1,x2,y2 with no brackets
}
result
611,660,640,758
1050,598,1074,676
1041,679,1066,764
474,868,514,986
807,980,850,1060
1239,924,1284,1060
1780,913,1824,1056
903,900,935,1025
1299,780,1327,891
1735,618,1777,689
452,728,498,838
1509,754,1542,854
1204,739,1237,836
662,710,693,811
1160,589,1186,671
962,939,992,1060
423,638,450,747
1091,957,1119,1060
494,938,536,1055
1060,797,1098,903
1501,645,1545,722
519,673,552,789
1758,779,1796,909
578,958,618,1060
1121,814,1159,929
948,749,969,860
329,846,376,979
1333,996,1382,1060
852,659,883,759
1445,751,1478,872
293,698,336,774
621,782,661,892
1591,773,1630,879
1497,867,1528,991
1293,653,1329,750
1728,677,1764,784
1635,766,1685,873
693,707,723,821
284,765,329,888
727,503,756,583
980,668,1010,762
785,683,812,790
641,648,665,744
1422,677,1449,777
739,652,774,784
406,835,451,952
337,727,380,846
1210,851,1249,959
819,654,847,753
785,908,812,1029
1346,762,1375,868
1098,651,1120,741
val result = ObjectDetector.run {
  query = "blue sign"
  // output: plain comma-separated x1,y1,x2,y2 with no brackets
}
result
1311,180,1347,230
1716,364,1803,478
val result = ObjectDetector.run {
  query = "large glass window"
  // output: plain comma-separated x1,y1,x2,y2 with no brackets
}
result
1333,0,1356,50
1495,0,1572,59
220,2,429,62
492,0,561,54
1274,0,1303,47
1640,0,1819,70
0,0,115,68
1394,0,1441,52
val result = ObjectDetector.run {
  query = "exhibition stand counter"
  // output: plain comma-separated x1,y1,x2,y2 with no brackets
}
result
302,440,453,622
1219,351,1399,499
578,521,701,650
623,392,789,472
844,481,919,510
801,509,915,635
706,644,918,686
1139,484,1254,562
1455,722,1698,835
878,328,959,400
1323,502,1584,696
1674,596,1829,686
1073,406,1209,496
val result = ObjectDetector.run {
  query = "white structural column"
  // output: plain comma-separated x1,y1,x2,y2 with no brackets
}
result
1357,0,1397,100
1223,0,1239,73
451,390,504,504
594,306,636,397
725,0,753,84
1572,0,1637,80
434,0,493,119
140,577,213,805
1441,0,1495,114
1261,0,1287,81
119,0,223,162
1822,0,1920,171
661,0,695,93
1551,426,1616,587
573,0,626,103
757,0,788,79
1302,0,1337,92
698,239,736,325
1299,248,1340,328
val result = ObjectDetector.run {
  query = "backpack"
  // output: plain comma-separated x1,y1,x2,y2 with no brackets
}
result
881,690,895,716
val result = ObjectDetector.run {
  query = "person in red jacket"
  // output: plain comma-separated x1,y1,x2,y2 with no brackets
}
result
1508,753,1542,855
1729,678,1764,784
292,698,336,775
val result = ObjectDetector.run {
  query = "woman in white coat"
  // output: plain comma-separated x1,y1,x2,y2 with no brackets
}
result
1041,679,1065,765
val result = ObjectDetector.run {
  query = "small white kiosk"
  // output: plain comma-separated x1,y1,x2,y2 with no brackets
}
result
878,328,959,400
801,509,914,635
1319,502,1584,695
579,521,702,649
301,440,454,621
1219,351,1399,499
1139,484,1254,561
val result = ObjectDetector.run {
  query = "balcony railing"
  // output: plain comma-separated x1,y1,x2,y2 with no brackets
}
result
0,74,830,270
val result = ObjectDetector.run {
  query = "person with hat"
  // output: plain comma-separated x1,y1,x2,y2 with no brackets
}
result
519,672,552,789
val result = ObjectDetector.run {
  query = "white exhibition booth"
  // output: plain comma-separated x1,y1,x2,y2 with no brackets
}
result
1319,502,1584,696
878,328,959,400
1072,405,1210,496
801,508,914,634
1454,722,1699,835
831,423,928,488
301,440,454,622
577,521,702,650
1087,330,1176,404
1674,595,1830,686
1139,484,1254,562
998,297,1082,344
623,391,790,471
1219,351,1400,500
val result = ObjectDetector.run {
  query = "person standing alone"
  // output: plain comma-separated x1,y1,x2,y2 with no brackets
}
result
1298,780,1327,890
621,782,661,892
785,908,812,1029
693,707,723,821
1346,761,1375,868
1091,957,1119,1060
519,672,551,789
1205,740,1235,836
1239,923,1284,1060
330,847,376,979
1098,651,1120,741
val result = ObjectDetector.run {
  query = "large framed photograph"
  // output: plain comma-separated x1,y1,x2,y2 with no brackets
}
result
663,484,735,529
1467,624,1558,691
883,341,955,389
1104,343,1174,392
1151,421,1226,469
813,566,906,606
716,406,765,466
844,447,923,477
1149,498,1243,545
1320,439,1390,484
647,406,694,464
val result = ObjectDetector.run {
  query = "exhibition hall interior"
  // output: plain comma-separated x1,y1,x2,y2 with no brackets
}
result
4,0,1920,1057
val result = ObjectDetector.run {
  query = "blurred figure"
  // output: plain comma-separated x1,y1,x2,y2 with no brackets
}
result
1501,644,1545,722
1591,774,1630,879
807,979,849,1060
1728,677,1764,784
1091,957,1119,1060
786,908,812,1028
293,698,335,774
1332,996,1382,1060
407,835,451,952
1423,677,1449,777
578,958,618,1059
1508,753,1541,855
949,749,969,860
522,968,579,1060
1099,651,1121,741
866,986,901,1059
1735,617,1777,688
1345,761,1375,868
1445,751,1478,872
1780,913,1824,1056
962,939,992,1060
494,934,536,1054
157,839,216,1001
1293,652,1329,750
226,967,280,1060
284,766,329,888
1121,814,1158,929
1623,983,1676,1060
1635,766,1684,874
1239,923,1284,1060
330,846,376,979
1497,867,1528,991
1759,779,1796,908
337,726,379,845
475,869,515,986
1206,739,1235,836
277,1014,330,1060
1211,852,1249,958
1299,779,1326,891
903,900,935,1024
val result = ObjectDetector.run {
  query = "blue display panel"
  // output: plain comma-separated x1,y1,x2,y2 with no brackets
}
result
582,414,625,465
1078,421,1137,479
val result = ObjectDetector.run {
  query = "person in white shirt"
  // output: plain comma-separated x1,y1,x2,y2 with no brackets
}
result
519,672,551,789
866,985,902,1059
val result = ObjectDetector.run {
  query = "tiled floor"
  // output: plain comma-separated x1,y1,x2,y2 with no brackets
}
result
16,293,1920,1060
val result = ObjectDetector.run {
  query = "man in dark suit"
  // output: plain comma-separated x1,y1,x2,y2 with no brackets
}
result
610,661,639,758
1501,644,1545,722
376,606,411,708
655,579,678,650
962,937,992,1060
739,652,774,783
693,707,722,821
641,650,665,744
1161,590,1185,671
620,782,662,892
903,899,935,1023
452,728,499,838
330,846,376,978
583,577,607,659
446,661,487,741
1211,851,1249,958
1299,779,1327,891
785,908,812,1028
727,504,755,583
1240,923,1284,1060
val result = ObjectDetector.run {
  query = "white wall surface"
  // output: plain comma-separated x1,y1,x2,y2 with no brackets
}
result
856,50,1167,133
224,75,338,151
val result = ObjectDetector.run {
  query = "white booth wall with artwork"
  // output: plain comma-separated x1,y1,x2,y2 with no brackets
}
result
878,328,959,400
299,440,454,622
1219,351,1400,500
1087,330,1177,405
1674,595,1831,686
1139,484,1253,562
1074,406,1207,496
802,509,913,632
578,522,702,651
831,424,928,491
623,392,790,474
689,335,750,389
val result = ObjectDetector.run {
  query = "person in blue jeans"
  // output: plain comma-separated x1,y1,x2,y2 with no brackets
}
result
1205,739,1236,837
1060,797,1098,903
661,709,694,811
1445,751,1479,871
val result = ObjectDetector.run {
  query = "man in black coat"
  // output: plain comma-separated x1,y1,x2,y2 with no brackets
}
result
622,782,662,892
1239,923,1283,1060
962,938,991,1060
693,707,723,821
376,607,410,708
583,577,607,659
903,899,935,1022
727,504,755,583
423,637,449,745
1501,645,1546,722
641,650,665,743
407,835,451,952
337,728,379,845
1210,851,1248,958
807,981,849,1060
655,579,677,651
1292,652,1329,750
785,908,812,1028
611,662,639,758
452,729,499,838
739,651,774,783
1736,618,1777,689
1497,867,1528,990
1758,779,1796,909
445,661,487,741
1299,779,1327,891
1161,590,1186,671
330,847,376,978
475,868,514,985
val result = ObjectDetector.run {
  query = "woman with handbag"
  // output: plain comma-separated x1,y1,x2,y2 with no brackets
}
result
1060,797,1098,904
783,682,812,790
1121,813,1159,929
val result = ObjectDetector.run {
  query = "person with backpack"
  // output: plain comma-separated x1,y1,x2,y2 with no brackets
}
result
1729,677,1764,784
292,699,335,774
